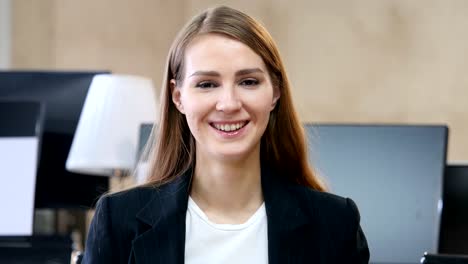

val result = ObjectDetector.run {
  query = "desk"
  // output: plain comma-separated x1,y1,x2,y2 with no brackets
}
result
0,235,72,264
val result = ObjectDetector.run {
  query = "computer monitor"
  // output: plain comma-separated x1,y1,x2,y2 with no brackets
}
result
0,101,43,236
305,124,448,264
439,165,468,254
136,123,154,162
133,123,155,184
0,71,109,209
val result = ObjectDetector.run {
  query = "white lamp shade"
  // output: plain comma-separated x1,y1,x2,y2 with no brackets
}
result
66,74,158,176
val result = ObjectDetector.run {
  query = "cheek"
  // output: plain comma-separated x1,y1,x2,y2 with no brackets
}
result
183,111,202,138
181,89,217,112
246,94,275,115
180,99,209,128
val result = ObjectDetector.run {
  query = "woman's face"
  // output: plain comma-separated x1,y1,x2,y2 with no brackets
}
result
172,33,280,162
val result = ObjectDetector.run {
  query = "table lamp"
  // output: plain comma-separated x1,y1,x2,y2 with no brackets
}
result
66,74,158,185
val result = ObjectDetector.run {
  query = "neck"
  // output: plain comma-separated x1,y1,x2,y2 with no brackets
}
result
190,148,263,224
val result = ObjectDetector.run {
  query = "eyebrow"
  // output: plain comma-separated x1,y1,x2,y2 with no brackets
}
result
189,68,264,78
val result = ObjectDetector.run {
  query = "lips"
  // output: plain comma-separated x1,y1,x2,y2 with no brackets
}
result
210,121,249,132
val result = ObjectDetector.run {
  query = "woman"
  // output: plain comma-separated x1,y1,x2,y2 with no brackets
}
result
83,6,369,264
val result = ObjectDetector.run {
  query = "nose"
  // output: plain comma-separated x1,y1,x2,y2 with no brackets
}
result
215,86,242,113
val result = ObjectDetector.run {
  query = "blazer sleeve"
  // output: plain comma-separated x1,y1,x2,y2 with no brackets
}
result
346,198,370,264
82,196,116,264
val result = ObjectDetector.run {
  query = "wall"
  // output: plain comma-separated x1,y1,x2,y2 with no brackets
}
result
10,0,468,161
11,0,184,88
0,0,11,68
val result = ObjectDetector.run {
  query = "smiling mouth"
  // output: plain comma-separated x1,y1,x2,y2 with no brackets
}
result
211,121,249,132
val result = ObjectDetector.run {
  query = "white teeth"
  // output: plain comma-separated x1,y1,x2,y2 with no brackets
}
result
213,122,246,132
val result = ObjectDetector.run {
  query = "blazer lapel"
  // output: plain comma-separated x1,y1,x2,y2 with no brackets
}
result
129,165,312,264
261,165,311,264
132,173,191,264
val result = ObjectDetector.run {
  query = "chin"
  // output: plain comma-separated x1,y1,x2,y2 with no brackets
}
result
210,146,259,162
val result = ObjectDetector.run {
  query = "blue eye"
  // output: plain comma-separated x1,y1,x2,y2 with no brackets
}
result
196,81,218,89
240,78,259,86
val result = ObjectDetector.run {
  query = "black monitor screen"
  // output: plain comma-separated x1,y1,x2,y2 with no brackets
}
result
439,165,468,254
0,71,109,209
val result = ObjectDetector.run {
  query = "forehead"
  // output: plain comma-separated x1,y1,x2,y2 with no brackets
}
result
184,33,267,74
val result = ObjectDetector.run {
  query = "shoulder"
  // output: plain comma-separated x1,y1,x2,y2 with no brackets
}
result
291,186,370,261
83,186,158,263
285,185,370,261
93,186,158,229
100,185,157,208
289,184,361,226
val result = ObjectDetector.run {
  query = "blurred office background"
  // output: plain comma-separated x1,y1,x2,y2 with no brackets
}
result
1,0,467,162
0,0,467,263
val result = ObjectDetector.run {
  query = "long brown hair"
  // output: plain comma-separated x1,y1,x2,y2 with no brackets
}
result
144,6,326,191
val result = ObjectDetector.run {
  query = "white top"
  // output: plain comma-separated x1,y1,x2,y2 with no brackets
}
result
185,197,268,264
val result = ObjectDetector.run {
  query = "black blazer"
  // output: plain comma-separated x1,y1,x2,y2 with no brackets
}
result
83,167,370,263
